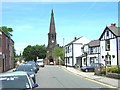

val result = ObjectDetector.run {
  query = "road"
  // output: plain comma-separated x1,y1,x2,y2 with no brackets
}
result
36,65,114,88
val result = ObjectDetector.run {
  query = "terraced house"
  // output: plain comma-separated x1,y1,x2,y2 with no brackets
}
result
64,37,89,67
0,29,14,73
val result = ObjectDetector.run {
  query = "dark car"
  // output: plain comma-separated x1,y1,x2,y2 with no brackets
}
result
0,71,38,89
81,63,104,72
27,61,39,71
15,64,36,83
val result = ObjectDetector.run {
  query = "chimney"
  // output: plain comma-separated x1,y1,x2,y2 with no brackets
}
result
74,37,77,40
111,23,116,27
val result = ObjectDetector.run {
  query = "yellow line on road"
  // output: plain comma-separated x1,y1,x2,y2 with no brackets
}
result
57,66,118,88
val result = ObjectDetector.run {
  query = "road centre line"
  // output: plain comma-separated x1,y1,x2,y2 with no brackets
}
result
57,66,117,89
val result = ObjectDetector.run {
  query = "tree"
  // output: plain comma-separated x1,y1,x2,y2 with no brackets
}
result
52,46,64,64
23,45,47,61
0,26,13,37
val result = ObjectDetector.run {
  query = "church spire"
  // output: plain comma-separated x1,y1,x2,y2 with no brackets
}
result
49,9,56,34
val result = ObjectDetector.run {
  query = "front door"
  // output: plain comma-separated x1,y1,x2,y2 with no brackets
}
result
2,59,4,72
105,55,111,66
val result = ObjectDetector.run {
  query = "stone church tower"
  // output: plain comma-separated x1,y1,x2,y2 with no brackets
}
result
45,9,57,64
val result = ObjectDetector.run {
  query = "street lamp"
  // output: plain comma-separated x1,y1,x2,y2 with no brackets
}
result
63,38,64,65
65,47,67,68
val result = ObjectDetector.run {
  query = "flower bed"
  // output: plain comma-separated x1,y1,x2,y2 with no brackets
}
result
101,66,120,79
101,66,120,74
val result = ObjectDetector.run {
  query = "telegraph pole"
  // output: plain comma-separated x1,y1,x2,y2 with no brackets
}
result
63,38,64,65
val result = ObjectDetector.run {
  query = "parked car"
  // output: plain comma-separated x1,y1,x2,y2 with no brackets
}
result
36,59,44,67
14,64,36,83
50,62,54,65
80,63,104,72
0,71,38,89
49,59,54,65
27,61,39,71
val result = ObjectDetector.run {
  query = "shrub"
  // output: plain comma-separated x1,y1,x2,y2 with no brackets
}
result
101,66,120,74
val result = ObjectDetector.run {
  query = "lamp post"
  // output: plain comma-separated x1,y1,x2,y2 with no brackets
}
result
63,38,65,65
65,47,67,68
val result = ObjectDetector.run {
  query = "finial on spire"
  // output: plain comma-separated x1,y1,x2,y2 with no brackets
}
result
51,9,53,15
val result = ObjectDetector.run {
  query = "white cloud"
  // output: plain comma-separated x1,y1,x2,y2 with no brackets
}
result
14,42,31,54
15,42,30,46
1,0,120,2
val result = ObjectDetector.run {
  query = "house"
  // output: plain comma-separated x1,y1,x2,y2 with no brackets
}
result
64,37,89,67
0,29,14,73
99,24,120,66
76,40,100,67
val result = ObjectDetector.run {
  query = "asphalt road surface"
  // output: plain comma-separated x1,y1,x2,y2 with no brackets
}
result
36,65,115,88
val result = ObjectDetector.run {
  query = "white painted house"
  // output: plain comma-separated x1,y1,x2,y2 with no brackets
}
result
64,37,89,67
76,40,100,67
99,24,120,66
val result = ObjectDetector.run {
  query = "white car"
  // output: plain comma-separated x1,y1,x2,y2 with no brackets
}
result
36,59,44,67
0,71,38,89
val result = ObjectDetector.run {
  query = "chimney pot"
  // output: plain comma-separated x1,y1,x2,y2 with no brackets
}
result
74,37,77,40
111,23,116,27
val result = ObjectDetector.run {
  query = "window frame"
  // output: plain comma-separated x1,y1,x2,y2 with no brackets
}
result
105,39,110,51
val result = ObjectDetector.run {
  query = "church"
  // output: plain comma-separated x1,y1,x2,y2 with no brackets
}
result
45,9,58,65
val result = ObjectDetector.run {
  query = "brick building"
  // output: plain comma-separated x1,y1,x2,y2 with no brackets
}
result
0,29,14,73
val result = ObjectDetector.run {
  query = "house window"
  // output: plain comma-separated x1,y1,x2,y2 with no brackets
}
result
68,46,69,53
90,57,95,64
0,35,2,51
6,37,8,50
106,39,110,51
107,31,109,36
90,48,93,54
69,46,71,52
65,47,67,53
95,47,97,53
84,58,86,65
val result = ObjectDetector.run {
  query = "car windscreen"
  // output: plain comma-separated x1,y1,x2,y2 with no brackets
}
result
16,65,34,72
0,75,30,89
37,61,43,63
24,65,34,71
16,66,24,71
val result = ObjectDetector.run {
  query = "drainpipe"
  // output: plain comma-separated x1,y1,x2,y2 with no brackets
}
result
116,37,119,72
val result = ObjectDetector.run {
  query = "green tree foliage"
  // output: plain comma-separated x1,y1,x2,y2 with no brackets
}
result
0,26,13,37
23,45,47,61
52,46,64,60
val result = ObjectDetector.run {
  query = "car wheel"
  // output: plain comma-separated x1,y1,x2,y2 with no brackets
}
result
85,69,88,72
33,78,36,83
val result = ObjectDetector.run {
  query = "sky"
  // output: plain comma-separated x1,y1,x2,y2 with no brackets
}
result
0,1,119,55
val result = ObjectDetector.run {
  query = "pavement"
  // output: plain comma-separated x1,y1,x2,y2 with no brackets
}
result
59,65,120,88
